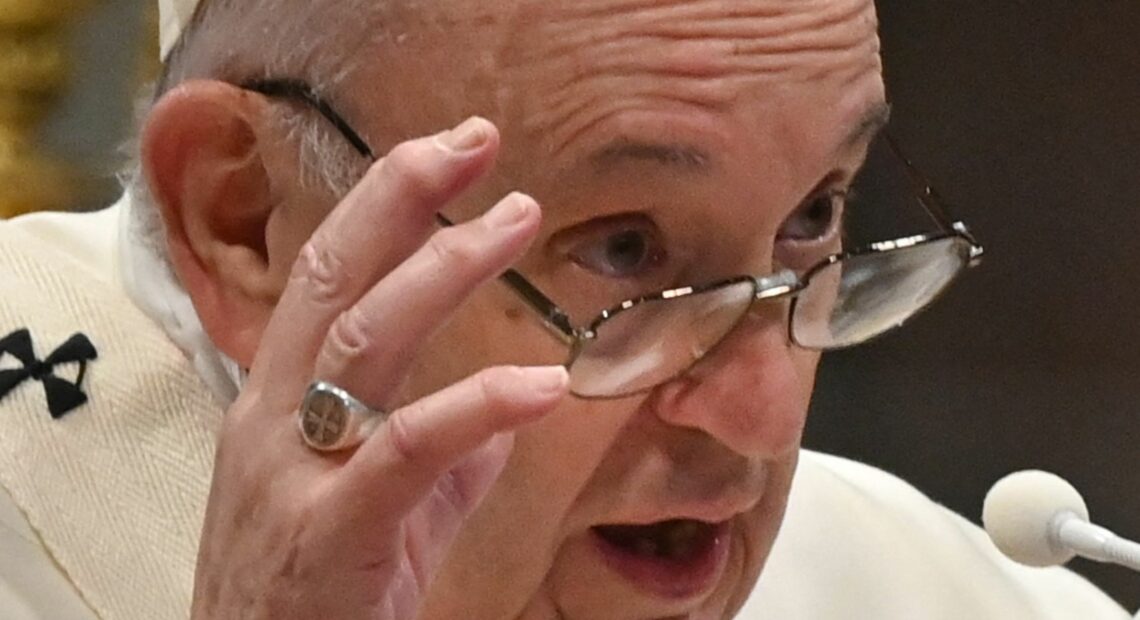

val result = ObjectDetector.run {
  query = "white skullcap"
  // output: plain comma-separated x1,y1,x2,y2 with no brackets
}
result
158,0,201,59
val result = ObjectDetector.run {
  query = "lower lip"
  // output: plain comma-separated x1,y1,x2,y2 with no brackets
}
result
591,521,731,601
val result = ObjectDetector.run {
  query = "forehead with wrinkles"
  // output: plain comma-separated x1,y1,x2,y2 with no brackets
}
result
497,0,881,144
345,0,882,167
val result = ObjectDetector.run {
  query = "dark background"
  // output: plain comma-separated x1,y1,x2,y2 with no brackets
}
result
807,1,1140,610
41,0,1140,611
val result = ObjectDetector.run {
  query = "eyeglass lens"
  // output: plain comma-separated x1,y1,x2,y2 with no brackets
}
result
569,281,758,398
792,236,971,349
567,236,972,398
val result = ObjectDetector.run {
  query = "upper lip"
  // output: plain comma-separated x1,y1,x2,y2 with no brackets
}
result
586,458,770,529
597,493,763,527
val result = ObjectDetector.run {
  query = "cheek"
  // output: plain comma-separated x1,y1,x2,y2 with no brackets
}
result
396,281,572,404
766,351,816,452
398,276,630,502
724,450,799,615
498,396,635,554
420,372,633,618
787,348,821,428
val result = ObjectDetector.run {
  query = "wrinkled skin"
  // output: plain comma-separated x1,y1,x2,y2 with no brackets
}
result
148,0,886,618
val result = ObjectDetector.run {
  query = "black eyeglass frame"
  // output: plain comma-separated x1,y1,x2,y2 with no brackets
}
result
242,78,985,390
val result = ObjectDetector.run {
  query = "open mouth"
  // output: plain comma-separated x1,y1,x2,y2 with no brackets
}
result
591,519,729,600
594,520,719,562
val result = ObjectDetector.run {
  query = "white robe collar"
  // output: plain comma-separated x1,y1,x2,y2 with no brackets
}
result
115,192,244,403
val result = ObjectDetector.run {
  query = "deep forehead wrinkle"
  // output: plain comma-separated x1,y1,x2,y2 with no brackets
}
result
496,0,881,155
505,0,878,83
584,101,889,179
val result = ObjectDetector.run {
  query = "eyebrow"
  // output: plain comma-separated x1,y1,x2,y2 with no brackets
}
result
589,141,712,173
587,101,891,174
844,101,893,149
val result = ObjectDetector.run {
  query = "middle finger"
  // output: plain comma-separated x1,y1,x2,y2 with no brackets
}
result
249,117,500,393
313,191,543,408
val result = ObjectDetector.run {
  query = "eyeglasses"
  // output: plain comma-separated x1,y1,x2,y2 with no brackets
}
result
243,79,985,399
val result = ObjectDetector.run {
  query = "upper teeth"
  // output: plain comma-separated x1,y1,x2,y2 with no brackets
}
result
645,521,705,559
597,520,713,560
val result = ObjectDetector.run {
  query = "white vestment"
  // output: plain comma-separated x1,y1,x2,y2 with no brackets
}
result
0,199,1129,619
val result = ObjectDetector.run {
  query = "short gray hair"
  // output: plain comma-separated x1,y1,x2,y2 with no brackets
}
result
125,0,390,270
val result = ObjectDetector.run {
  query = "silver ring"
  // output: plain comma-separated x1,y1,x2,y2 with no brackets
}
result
298,381,388,452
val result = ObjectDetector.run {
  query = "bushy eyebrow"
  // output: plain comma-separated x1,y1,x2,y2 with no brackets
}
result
843,101,892,150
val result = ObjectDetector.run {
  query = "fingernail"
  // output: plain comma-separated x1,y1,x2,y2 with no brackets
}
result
485,192,536,229
440,116,491,152
527,366,570,395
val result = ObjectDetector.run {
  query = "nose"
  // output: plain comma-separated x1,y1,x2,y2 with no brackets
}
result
646,307,814,458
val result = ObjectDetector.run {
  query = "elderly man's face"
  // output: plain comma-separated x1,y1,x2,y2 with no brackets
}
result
275,0,883,617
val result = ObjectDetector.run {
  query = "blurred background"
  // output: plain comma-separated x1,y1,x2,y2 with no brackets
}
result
4,0,1138,610
812,0,1140,609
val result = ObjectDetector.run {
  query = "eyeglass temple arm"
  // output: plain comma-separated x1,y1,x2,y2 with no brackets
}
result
242,79,377,160
242,78,581,342
432,217,579,344
884,133,984,261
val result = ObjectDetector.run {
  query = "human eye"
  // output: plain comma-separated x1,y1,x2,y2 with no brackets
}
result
561,214,667,280
774,188,847,271
777,189,846,243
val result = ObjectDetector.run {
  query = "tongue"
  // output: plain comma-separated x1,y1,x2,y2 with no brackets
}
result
594,520,714,562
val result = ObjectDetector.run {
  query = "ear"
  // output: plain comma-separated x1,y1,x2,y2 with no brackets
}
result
141,79,286,368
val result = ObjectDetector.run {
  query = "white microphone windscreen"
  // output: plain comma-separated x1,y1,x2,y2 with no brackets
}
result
982,470,1089,567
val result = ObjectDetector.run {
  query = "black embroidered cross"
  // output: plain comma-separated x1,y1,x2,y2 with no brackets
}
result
0,329,98,419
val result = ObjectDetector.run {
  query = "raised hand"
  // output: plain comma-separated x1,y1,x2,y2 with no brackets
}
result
191,117,567,619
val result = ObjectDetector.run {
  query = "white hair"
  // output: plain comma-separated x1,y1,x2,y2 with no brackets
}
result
124,0,395,275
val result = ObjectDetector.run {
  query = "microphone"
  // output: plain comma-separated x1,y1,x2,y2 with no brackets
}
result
983,470,1140,571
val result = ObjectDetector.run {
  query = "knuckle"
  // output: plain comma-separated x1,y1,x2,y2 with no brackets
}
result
323,305,373,364
292,239,350,305
432,470,476,517
380,139,450,203
385,406,422,464
425,227,481,269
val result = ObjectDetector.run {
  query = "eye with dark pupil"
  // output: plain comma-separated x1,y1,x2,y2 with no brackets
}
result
564,217,664,279
605,231,650,271
779,194,839,240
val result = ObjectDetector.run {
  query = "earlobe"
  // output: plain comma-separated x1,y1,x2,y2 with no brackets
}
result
141,80,281,367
